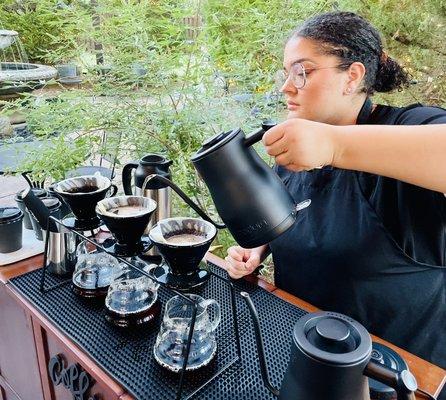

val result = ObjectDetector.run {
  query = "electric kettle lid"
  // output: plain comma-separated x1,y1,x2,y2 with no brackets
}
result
293,311,372,365
191,128,242,162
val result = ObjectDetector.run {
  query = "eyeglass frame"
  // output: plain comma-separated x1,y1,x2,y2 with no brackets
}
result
278,61,352,90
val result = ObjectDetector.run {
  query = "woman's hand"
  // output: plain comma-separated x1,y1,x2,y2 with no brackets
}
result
262,118,337,172
224,245,265,279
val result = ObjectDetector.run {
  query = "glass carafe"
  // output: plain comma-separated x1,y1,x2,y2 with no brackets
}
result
105,260,161,327
72,240,120,298
154,294,221,372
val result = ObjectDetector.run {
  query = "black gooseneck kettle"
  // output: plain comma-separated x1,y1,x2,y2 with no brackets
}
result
141,121,310,249
241,292,418,400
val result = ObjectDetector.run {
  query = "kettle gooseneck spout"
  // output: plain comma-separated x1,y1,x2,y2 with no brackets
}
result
240,291,280,396
142,174,226,229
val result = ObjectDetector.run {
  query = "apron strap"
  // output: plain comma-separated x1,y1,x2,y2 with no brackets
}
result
356,97,373,125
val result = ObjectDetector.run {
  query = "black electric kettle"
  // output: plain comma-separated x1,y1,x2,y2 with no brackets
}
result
241,292,418,400
141,122,310,249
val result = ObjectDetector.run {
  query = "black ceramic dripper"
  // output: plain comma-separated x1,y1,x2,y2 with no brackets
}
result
147,217,217,290
53,174,117,227
149,217,217,275
96,195,157,256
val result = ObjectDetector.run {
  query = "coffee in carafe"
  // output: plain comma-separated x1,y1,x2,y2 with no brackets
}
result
104,260,161,328
72,241,120,299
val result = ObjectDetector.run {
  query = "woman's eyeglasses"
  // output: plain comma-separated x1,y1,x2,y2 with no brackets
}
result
275,62,350,89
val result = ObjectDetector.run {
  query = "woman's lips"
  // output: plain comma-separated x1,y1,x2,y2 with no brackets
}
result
287,102,300,110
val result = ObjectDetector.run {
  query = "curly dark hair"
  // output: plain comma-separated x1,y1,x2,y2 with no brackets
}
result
291,11,410,95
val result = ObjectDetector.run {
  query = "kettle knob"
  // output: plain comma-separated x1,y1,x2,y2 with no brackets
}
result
316,318,351,342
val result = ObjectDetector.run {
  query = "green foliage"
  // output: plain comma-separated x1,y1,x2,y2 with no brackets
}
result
0,0,444,258
0,0,90,64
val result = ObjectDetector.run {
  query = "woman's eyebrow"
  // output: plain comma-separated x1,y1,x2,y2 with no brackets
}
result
283,58,314,70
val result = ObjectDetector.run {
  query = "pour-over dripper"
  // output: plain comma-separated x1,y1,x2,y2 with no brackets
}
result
53,174,117,226
148,217,216,290
149,217,216,274
96,196,157,256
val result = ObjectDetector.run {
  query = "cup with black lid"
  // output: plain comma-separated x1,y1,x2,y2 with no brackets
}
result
0,207,24,253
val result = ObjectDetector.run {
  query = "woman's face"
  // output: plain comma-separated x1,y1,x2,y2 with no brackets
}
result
281,37,351,124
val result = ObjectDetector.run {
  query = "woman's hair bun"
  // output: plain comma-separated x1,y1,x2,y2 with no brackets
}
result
373,54,410,93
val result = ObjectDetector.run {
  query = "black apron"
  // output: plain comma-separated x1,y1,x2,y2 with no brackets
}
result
269,99,446,369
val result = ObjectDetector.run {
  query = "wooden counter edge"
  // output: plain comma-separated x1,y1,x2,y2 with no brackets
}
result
0,254,43,283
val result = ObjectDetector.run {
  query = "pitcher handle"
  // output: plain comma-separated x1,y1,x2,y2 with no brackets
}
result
200,299,221,333
142,174,226,229
122,161,138,195
107,184,118,197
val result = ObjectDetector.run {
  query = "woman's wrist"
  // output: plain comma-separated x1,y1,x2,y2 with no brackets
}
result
328,124,345,169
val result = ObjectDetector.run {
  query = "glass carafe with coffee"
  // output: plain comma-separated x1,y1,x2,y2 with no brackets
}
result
53,174,117,230
148,217,217,290
154,294,221,372
105,259,161,328
96,195,157,257
72,240,120,299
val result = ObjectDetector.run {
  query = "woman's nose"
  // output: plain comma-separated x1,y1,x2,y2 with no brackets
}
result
280,75,297,95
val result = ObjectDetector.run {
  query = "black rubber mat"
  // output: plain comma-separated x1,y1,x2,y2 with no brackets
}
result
10,263,308,399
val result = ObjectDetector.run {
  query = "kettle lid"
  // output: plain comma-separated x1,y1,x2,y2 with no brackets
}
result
293,311,372,366
191,128,242,162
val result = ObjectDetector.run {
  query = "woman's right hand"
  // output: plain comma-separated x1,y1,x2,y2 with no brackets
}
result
224,245,265,279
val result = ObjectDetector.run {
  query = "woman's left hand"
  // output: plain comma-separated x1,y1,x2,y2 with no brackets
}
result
262,118,337,172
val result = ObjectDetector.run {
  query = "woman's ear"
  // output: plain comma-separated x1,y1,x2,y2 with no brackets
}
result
344,62,366,95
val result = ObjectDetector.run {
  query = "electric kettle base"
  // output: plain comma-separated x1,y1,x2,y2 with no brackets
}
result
150,261,210,291
104,299,161,329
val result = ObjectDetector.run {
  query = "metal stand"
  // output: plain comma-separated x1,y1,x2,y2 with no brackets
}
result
38,215,242,400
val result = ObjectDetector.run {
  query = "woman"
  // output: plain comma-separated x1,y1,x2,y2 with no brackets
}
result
225,11,446,370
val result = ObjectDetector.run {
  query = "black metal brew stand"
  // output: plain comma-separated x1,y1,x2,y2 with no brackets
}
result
38,215,243,400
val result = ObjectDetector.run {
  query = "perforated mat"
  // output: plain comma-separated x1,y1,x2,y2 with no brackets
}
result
10,263,308,399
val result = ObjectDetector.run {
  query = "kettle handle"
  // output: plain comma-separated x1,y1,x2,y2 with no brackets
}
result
364,360,417,400
243,120,277,147
142,174,226,229
21,188,58,233
122,161,138,195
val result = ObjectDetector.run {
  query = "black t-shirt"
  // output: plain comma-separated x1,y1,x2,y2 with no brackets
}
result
357,103,446,266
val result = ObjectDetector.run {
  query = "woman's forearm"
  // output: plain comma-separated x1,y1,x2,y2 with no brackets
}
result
332,124,446,192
